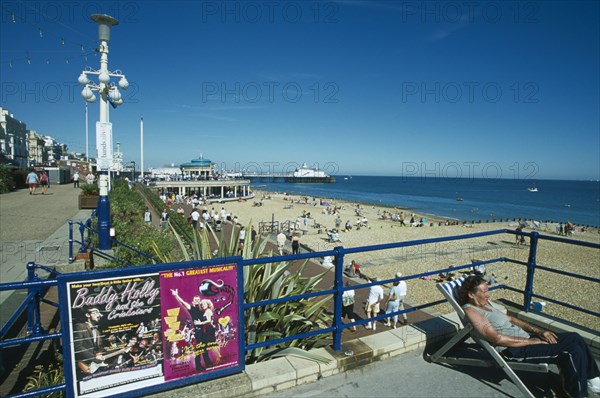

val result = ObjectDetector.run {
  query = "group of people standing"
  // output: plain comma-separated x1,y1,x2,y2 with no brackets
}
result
276,230,301,255
341,271,409,332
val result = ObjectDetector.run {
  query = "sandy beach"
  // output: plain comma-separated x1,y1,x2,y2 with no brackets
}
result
201,190,600,330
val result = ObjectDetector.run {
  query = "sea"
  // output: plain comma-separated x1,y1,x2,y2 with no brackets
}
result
252,176,600,227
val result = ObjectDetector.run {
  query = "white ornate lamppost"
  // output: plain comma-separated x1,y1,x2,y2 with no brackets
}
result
77,14,129,250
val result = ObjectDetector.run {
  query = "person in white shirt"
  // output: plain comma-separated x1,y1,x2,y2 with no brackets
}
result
202,210,211,224
384,272,408,328
365,277,384,330
191,208,200,229
276,232,286,255
238,226,246,255
342,282,357,332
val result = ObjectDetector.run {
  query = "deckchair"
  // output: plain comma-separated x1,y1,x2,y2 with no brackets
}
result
428,277,549,398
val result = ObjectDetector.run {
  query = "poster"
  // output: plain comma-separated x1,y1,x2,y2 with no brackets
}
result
159,264,240,381
67,274,163,397
65,263,241,396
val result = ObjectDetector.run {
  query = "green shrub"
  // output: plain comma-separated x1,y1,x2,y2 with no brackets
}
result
0,164,27,193
106,180,182,266
79,183,99,196
23,363,64,397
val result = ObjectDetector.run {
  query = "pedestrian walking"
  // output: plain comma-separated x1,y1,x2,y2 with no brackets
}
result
160,208,169,231
39,171,49,195
251,225,257,250
26,169,39,195
291,233,300,254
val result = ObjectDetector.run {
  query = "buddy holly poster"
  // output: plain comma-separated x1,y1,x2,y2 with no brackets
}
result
67,273,164,397
159,264,240,381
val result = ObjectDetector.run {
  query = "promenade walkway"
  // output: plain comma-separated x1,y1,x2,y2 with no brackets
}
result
0,183,92,318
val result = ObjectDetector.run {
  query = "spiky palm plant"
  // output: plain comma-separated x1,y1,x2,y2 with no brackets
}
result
164,220,332,364
23,364,65,397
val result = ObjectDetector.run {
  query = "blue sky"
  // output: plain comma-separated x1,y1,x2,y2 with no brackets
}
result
1,0,599,180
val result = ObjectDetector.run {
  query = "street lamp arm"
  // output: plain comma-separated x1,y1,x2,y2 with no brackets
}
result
80,69,128,80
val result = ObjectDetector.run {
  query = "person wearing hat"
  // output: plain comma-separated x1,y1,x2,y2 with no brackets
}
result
365,277,384,330
384,272,408,328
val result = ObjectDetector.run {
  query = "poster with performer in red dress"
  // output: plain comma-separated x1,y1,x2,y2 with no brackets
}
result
159,264,239,381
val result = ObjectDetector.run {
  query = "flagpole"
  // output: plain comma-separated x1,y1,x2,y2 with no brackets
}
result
140,117,144,182
85,102,89,162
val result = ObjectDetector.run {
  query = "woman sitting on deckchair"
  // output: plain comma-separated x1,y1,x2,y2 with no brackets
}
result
459,275,599,398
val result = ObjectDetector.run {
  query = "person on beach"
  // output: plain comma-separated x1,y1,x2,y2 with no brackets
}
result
459,275,600,398
342,281,357,333
291,233,300,254
251,225,257,250
350,260,361,278
277,231,287,255
238,226,246,255
384,272,408,328
515,220,526,246
26,169,39,195
365,277,384,330
345,220,352,231
328,229,340,243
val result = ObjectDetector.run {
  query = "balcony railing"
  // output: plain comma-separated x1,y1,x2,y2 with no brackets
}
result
1,229,598,397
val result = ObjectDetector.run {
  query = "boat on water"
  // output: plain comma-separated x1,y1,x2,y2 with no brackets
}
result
528,187,538,192
285,163,335,183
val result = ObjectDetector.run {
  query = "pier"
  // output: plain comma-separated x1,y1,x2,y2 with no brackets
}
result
242,172,335,183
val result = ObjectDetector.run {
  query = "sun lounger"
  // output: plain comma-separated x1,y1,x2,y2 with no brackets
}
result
428,276,549,398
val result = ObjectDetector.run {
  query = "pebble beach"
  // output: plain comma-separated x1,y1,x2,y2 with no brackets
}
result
213,190,600,331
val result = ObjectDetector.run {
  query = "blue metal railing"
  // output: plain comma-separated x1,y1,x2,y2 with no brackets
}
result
1,229,598,397
68,185,202,268
0,262,61,341
68,210,96,262
68,215,161,266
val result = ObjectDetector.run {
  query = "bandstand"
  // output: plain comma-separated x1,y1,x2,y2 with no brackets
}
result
151,155,254,202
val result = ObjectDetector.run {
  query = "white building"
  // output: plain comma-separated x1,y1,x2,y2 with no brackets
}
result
27,130,47,166
0,107,29,168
